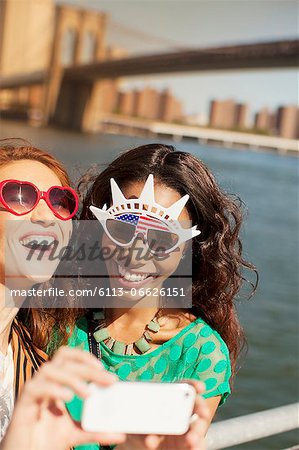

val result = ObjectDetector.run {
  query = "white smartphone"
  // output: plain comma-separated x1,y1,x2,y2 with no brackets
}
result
82,381,196,435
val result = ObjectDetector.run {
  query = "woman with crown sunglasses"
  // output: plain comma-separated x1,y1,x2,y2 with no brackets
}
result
64,143,258,450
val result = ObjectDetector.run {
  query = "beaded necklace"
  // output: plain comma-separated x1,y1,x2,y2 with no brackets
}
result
88,309,161,356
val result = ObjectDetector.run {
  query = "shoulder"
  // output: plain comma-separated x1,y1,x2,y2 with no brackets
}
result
190,318,231,372
180,318,232,405
12,319,48,363
184,317,230,356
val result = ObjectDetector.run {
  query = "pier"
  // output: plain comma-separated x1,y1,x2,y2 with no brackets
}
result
99,116,299,155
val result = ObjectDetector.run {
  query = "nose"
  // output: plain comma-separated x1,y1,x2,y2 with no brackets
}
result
30,198,56,225
125,234,153,265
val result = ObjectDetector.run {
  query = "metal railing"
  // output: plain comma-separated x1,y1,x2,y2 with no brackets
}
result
206,403,299,450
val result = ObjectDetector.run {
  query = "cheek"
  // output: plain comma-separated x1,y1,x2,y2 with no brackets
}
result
0,219,4,264
155,246,185,275
0,214,22,272
0,215,5,236
102,233,117,250
0,212,22,237
61,221,73,244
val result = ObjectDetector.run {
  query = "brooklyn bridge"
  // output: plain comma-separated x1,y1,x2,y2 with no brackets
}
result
0,1,298,131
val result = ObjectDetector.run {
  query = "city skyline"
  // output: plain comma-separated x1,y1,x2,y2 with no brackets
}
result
115,83,298,138
57,0,298,118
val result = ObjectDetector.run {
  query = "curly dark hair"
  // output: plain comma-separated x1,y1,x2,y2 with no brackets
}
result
79,143,258,378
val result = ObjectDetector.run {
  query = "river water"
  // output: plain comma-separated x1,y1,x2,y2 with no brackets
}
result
1,120,298,449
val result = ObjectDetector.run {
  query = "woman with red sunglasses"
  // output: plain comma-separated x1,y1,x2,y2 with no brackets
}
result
0,139,81,438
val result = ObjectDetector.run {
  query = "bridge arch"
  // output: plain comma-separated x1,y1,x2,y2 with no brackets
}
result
81,31,96,63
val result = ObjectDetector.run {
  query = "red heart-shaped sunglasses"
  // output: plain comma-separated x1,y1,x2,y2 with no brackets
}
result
0,179,79,220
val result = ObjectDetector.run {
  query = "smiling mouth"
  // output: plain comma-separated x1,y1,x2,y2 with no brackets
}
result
19,235,58,252
117,263,158,283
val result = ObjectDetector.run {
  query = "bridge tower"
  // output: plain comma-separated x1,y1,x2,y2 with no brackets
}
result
0,1,114,131
0,0,54,117
44,4,108,131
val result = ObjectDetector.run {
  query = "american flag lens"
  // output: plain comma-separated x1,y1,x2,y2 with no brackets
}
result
106,217,136,244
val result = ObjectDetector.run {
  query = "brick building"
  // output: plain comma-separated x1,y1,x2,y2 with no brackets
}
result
209,99,249,129
276,106,299,139
117,87,183,122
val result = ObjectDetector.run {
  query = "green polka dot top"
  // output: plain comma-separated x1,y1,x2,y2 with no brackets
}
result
66,315,231,450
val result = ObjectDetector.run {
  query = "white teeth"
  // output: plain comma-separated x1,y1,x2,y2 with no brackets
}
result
19,236,56,247
118,264,149,282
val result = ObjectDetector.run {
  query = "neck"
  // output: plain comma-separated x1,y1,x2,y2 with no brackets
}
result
105,294,160,326
0,283,19,355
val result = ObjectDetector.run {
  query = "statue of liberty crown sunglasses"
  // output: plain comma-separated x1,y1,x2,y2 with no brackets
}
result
90,174,201,257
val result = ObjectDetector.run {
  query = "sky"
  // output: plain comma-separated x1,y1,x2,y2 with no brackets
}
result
57,0,298,120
